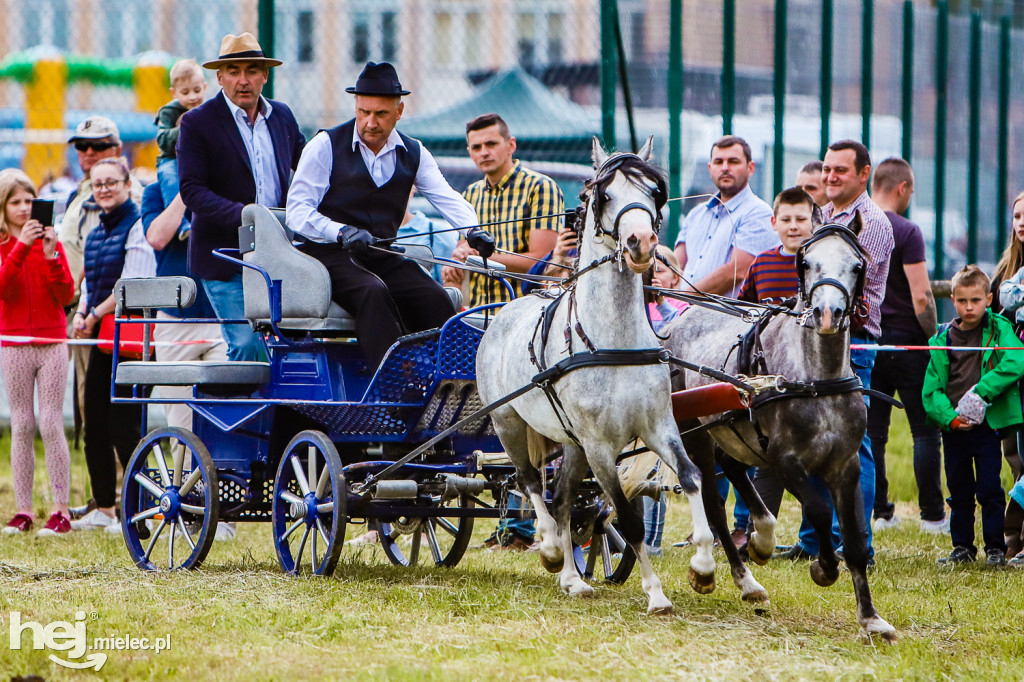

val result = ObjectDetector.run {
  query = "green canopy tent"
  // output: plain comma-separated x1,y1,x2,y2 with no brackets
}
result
402,68,599,165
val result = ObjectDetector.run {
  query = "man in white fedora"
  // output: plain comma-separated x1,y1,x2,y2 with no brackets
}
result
178,32,305,361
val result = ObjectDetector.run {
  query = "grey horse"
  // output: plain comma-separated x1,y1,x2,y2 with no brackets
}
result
663,214,897,640
476,138,723,614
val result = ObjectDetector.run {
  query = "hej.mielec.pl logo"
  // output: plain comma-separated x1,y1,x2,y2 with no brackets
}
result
4,611,172,671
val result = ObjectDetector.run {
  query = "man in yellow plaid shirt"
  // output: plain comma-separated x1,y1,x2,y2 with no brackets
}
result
443,113,562,308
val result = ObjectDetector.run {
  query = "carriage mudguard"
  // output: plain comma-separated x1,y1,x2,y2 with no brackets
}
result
922,311,1024,430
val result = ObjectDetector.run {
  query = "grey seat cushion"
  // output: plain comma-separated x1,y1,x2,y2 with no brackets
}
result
115,361,270,387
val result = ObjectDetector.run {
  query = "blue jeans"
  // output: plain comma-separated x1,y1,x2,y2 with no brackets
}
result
943,424,1006,556
868,329,944,522
798,343,876,558
157,159,190,238
643,493,666,550
202,274,265,362
497,490,535,541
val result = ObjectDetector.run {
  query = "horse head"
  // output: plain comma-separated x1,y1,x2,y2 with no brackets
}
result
585,136,667,274
796,211,868,335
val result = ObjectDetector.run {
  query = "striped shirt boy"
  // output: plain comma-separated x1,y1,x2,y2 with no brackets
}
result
464,160,563,305
738,246,799,303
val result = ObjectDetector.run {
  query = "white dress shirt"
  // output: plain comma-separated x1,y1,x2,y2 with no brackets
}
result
223,95,282,208
77,218,157,315
286,127,477,244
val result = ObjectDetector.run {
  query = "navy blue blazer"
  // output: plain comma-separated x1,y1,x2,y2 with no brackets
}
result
177,91,305,280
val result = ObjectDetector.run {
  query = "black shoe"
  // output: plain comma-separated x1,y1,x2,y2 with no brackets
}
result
69,499,96,520
773,544,816,561
985,548,1007,567
938,546,976,565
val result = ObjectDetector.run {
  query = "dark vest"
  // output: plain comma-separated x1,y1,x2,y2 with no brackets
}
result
84,199,139,311
318,119,421,241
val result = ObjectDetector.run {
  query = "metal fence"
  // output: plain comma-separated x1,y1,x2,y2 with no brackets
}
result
1,0,1023,280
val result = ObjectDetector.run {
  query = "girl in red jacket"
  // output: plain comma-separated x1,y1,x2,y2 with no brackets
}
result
0,169,74,536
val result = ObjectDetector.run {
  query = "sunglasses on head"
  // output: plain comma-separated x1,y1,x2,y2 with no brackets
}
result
74,140,117,152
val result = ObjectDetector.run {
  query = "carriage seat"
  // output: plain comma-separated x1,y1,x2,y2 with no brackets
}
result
240,205,356,335
240,205,463,336
111,276,270,388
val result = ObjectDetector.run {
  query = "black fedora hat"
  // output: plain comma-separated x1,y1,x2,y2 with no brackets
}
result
346,62,410,96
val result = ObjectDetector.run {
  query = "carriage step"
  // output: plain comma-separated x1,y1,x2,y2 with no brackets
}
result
115,361,271,387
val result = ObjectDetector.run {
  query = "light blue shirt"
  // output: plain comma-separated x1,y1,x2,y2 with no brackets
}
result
396,211,459,284
223,94,282,208
674,184,777,296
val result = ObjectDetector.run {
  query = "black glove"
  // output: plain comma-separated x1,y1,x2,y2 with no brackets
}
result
466,227,495,259
340,225,375,257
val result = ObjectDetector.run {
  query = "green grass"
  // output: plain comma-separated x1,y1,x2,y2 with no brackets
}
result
2,411,1024,680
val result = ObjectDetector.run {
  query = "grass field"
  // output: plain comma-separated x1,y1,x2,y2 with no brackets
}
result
2,411,1024,680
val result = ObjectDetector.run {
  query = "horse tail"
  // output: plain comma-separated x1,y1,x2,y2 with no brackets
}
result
618,446,665,500
526,427,557,470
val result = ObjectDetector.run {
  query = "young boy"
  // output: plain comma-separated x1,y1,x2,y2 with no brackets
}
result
923,265,1024,566
155,58,206,238
738,186,815,303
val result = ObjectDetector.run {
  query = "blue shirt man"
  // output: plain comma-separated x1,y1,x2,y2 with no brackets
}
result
673,136,777,297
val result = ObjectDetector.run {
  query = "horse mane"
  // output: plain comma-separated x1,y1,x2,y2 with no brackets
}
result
578,153,668,221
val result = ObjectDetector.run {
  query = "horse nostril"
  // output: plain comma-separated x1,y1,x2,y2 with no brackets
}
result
626,234,640,249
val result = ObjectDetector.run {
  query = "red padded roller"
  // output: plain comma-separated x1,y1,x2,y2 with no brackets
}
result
672,382,749,423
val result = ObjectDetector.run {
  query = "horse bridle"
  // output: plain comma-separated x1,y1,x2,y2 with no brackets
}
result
584,153,668,245
795,223,867,325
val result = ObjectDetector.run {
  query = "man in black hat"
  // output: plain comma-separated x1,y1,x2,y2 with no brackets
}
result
178,32,305,362
287,61,493,370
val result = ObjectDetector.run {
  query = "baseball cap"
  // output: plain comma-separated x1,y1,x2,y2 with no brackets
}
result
68,116,121,145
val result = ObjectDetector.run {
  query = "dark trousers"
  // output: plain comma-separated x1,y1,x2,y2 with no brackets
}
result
299,243,456,369
942,424,1007,556
83,347,142,509
868,330,944,522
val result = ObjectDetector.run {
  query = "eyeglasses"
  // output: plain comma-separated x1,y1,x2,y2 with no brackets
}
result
74,140,117,153
92,179,125,191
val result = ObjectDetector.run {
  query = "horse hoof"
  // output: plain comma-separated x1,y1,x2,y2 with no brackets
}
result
688,567,716,594
566,581,595,598
539,553,564,573
741,589,769,603
747,543,773,566
862,617,897,644
809,560,839,587
647,602,674,616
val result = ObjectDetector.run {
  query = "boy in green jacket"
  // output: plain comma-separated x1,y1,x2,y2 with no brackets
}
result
923,265,1024,566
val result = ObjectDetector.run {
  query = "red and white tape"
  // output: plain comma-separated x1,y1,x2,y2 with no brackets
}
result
0,335,221,347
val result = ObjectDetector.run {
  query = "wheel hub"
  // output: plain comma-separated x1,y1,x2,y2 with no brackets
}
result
159,490,180,519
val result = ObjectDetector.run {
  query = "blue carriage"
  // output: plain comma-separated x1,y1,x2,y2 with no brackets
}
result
110,205,635,579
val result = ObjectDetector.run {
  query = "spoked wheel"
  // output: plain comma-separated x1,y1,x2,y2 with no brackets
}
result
120,427,219,571
572,498,638,584
272,430,347,576
371,492,474,568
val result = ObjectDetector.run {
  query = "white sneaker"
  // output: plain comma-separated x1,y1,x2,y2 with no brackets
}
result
873,515,900,532
214,523,236,542
70,509,118,531
921,517,951,534
104,521,124,535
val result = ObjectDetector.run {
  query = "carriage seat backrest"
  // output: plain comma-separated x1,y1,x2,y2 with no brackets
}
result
114,276,197,317
239,204,355,332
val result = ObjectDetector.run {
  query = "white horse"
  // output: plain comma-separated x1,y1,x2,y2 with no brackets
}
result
476,138,720,614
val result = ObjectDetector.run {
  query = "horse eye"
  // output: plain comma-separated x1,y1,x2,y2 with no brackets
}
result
602,193,611,203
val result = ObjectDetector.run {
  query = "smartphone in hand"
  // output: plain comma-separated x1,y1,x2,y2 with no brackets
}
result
31,199,55,227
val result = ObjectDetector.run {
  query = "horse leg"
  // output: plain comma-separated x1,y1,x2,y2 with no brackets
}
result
775,455,841,587
719,454,777,567
715,454,769,602
491,416,561,571
830,473,896,642
647,426,716,596
550,443,595,597
588,447,673,615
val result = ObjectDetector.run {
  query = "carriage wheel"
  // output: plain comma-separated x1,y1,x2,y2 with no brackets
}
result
272,430,347,576
371,492,474,568
120,427,219,572
571,499,638,584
